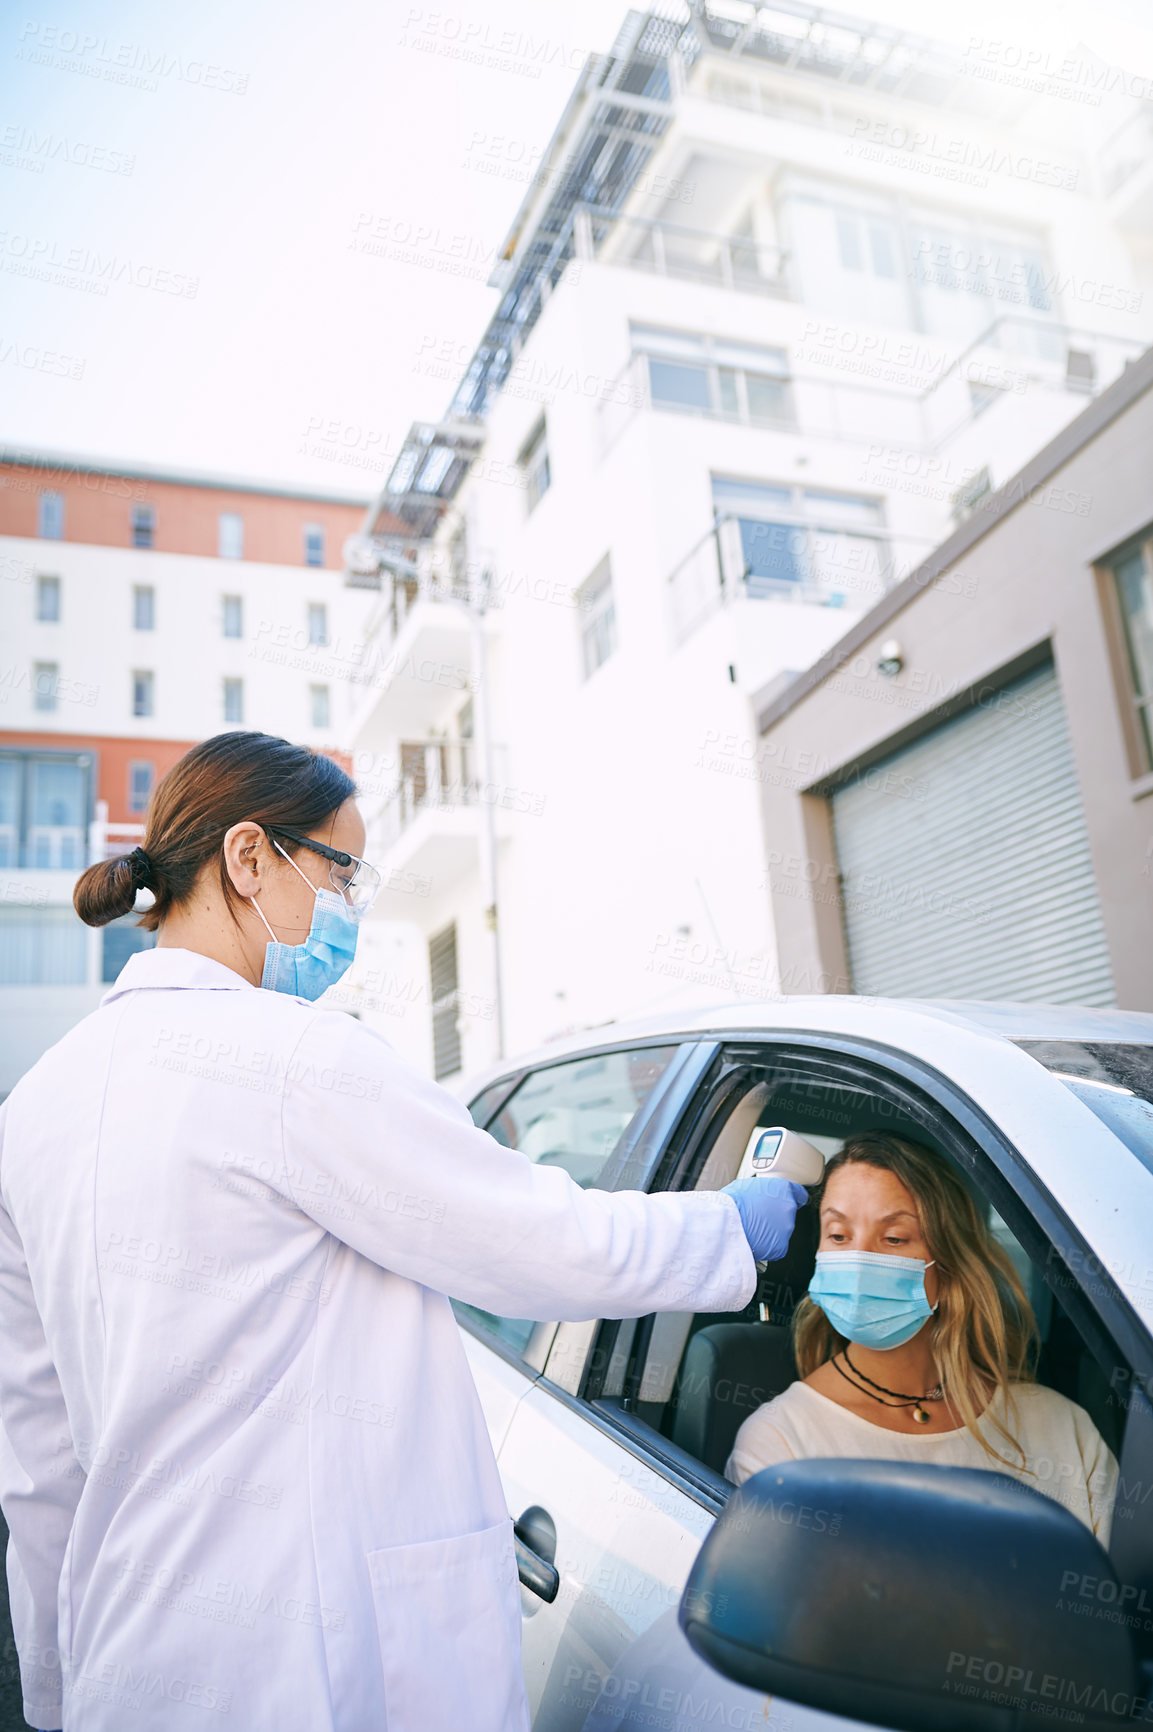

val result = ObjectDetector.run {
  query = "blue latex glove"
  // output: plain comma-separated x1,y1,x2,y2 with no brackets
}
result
721,1175,808,1264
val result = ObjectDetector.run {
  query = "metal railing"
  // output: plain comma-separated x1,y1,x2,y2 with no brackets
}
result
374,739,490,853
590,209,792,298
88,806,145,865
667,514,898,643
598,349,798,450
351,564,479,680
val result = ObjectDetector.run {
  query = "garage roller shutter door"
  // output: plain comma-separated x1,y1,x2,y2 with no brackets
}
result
830,663,1115,1005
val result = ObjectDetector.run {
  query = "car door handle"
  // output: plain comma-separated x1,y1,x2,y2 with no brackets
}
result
514,1505,559,1604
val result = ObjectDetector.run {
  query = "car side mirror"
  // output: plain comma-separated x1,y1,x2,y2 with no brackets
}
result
680,1458,1139,1732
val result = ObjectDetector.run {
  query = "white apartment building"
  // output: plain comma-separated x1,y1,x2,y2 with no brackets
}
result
339,1,1153,1079
0,447,373,1092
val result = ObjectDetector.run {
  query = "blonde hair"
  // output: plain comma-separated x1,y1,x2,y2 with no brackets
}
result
793,1132,1038,1467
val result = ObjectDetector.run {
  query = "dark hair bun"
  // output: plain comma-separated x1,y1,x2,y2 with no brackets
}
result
74,855,144,927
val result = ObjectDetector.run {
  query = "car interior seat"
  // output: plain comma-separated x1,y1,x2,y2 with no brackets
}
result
668,1199,820,1473
670,1322,797,1475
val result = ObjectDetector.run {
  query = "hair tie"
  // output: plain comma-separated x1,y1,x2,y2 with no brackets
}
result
127,846,153,889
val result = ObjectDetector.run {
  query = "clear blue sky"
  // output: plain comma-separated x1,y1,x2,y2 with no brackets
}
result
2,0,1150,497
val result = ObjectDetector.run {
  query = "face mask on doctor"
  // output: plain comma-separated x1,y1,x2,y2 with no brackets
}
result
807,1249,937,1350
249,835,360,1001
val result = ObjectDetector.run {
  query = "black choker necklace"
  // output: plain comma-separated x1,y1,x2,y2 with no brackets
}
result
832,1347,944,1424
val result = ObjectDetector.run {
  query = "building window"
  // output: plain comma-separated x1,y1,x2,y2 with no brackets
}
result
33,662,58,713
307,602,327,647
632,326,793,428
223,677,244,724
128,760,155,815
35,575,60,622
518,419,551,513
836,212,897,278
1113,545,1153,772
38,491,64,540
303,523,325,567
133,585,155,630
222,595,243,639
710,476,888,606
0,907,89,984
429,922,462,1080
0,750,92,871
218,512,244,559
910,224,1050,313
131,503,156,548
578,556,617,680
132,670,154,718
309,684,330,728
102,912,157,982
779,177,1055,350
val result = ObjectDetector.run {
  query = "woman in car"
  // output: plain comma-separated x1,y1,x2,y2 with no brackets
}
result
725,1131,1118,1540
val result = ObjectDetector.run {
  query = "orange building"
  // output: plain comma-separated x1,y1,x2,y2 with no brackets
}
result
0,448,367,567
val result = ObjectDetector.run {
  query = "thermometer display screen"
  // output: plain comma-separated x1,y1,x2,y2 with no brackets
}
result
751,1130,783,1172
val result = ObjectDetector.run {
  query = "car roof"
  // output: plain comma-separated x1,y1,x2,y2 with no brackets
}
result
457,995,1153,1097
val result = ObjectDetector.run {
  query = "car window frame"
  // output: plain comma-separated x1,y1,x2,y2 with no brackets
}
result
466,1072,527,1129
530,1028,1153,1530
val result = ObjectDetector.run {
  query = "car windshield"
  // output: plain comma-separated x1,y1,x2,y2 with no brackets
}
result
1013,1041,1153,1178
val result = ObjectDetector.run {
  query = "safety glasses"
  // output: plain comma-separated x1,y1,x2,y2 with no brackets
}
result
264,826,382,917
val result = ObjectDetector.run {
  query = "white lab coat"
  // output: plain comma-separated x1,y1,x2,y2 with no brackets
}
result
0,947,755,1730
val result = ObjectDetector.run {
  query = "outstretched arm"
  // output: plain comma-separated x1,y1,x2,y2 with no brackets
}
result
277,1016,801,1320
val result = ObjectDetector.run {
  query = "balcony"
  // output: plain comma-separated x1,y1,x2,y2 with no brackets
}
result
588,209,791,299
599,335,797,454
0,803,142,874
352,573,479,745
365,739,510,914
89,810,146,863
0,807,148,1029
667,511,899,644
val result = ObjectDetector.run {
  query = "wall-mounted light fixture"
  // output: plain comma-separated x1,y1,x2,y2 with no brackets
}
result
876,639,904,676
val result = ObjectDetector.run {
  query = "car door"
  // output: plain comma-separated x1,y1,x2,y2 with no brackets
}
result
452,1039,711,1470
496,1032,1153,1730
491,1038,861,1732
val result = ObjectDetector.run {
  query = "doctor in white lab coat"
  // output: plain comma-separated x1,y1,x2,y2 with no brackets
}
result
0,731,803,1732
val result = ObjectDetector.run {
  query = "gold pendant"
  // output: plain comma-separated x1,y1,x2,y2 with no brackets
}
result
913,1405,931,1424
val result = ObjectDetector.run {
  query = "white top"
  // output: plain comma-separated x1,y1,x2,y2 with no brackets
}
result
726,1379,1118,1542
0,948,757,1732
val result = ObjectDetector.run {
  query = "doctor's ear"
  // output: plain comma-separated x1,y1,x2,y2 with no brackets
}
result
222,821,270,900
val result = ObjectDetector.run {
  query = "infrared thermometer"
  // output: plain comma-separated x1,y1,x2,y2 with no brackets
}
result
736,1126,826,1187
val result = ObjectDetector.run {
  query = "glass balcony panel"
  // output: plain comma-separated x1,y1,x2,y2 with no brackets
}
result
806,529,887,607
29,759,86,831
738,519,807,592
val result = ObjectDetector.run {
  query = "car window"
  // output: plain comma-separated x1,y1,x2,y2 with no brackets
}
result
1014,1041,1153,1177
465,1077,519,1129
485,1047,679,1186
453,1045,680,1359
601,1050,1135,1532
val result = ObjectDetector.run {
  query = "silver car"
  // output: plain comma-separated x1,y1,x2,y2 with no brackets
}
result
451,996,1153,1732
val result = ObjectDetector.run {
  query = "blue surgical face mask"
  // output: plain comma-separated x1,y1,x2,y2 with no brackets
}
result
251,840,360,1001
808,1250,937,1351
